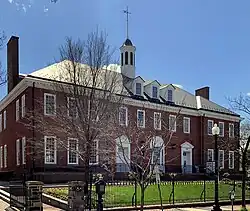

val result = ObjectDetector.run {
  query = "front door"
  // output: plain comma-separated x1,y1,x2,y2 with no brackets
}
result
182,151,192,173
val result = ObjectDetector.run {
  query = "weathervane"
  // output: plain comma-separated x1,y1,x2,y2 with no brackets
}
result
123,6,131,39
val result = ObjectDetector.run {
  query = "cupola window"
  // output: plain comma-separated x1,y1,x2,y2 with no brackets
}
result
125,51,128,65
121,53,123,66
130,52,133,65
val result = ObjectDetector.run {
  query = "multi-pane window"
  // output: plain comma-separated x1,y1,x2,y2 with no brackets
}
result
219,122,224,137
90,140,98,164
119,107,128,126
135,83,142,95
67,97,77,118
152,147,162,165
229,123,234,138
3,111,6,130
4,145,7,168
229,151,234,169
152,86,158,98
16,99,19,121
137,110,145,128
154,112,161,130
0,146,2,168
207,120,214,135
68,139,78,165
0,113,2,132
207,149,214,162
167,89,173,102
44,136,57,164
183,117,190,133
44,93,56,116
22,137,26,165
16,139,20,166
21,94,25,118
169,115,176,132
117,146,129,164
219,150,224,169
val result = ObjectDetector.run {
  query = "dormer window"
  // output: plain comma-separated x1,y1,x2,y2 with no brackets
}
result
167,89,173,102
152,86,158,98
136,83,142,95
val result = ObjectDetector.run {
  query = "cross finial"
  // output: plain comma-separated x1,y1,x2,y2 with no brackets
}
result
123,6,131,39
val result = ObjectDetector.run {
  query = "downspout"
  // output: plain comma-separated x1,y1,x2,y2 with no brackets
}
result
200,114,205,167
31,82,35,179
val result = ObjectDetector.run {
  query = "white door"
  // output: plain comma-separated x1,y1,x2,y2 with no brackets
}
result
182,151,192,173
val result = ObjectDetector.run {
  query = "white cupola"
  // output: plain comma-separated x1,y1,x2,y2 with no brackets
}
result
120,38,136,79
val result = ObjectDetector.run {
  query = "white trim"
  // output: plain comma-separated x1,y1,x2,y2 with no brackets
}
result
15,99,19,121
116,135,131,172
135,82,142,95
21,94,25,118
44,93,56,116
219,122,224,137
44,136,57,164
169,115,176,132
183,117,190,133
150,136,165,171
4,145,7,168
3,111,6,130
154,112,161,130
22,137,26,165
181,141,194,173
16,139,20,166
0,146,3,168
119,107,128,126
89,139,99,165
0,77,241,122
207,149,214,162
219,150,224,169
67,138,79,165
0,113,2,132
229,123,235,138
137,109,145,128
207,120,214,136
229,151,235,169
67,97,78,118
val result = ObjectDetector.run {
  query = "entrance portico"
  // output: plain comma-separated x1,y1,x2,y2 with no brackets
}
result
181,141,194,174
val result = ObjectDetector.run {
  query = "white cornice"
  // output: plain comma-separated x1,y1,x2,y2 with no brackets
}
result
0,76,241,122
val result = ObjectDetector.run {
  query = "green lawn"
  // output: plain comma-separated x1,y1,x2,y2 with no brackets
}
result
44,181,247,208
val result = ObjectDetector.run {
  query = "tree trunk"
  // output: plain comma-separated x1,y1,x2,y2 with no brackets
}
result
140,183,145,211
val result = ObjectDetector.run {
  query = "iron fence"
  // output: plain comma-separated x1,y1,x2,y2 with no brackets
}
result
9,180,27,210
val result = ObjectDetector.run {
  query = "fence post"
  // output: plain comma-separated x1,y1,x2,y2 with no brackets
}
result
172,177,175,204
204,179,206,202
25,181,44,211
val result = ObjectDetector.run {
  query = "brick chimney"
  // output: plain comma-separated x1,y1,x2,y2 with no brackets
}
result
7,36,19,93
195,86,209,100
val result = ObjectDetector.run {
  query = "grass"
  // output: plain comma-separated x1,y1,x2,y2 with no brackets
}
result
43,181,246,208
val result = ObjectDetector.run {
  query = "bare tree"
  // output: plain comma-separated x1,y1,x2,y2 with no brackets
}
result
109,105,183,211
25,29,124,206
229,94,250,210
0,30,6,86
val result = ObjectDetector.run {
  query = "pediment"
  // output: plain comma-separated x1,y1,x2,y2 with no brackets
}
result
181,141,194,149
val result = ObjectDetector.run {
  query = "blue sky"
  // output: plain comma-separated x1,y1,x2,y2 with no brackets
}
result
0,0,250,110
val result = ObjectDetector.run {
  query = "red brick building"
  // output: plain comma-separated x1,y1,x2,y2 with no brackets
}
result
0,36,240,182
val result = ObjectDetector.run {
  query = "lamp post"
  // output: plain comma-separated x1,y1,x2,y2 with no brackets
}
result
211,123,222,211
95,179,106,211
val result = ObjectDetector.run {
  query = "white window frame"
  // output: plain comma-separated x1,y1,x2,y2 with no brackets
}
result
152,86,158,99
44,93,56,116
154,112,161,130
137,110,145,128
0,113,2,132
183,117,190,134
135,83,142,95
44,136,57,164
0,146,3,168
22,137,26,165
67,138,79,165
208,120,214,136
4,145,7,168
229,123,234,138
16,139,20,166
207,149,214,162
219,122,224,137
90,140,99,165
169,115,176,132
3,111,6,130
21,94,25,118
229,151,235,169
119,107,128,126
219,150,224,169
16,99,20,121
